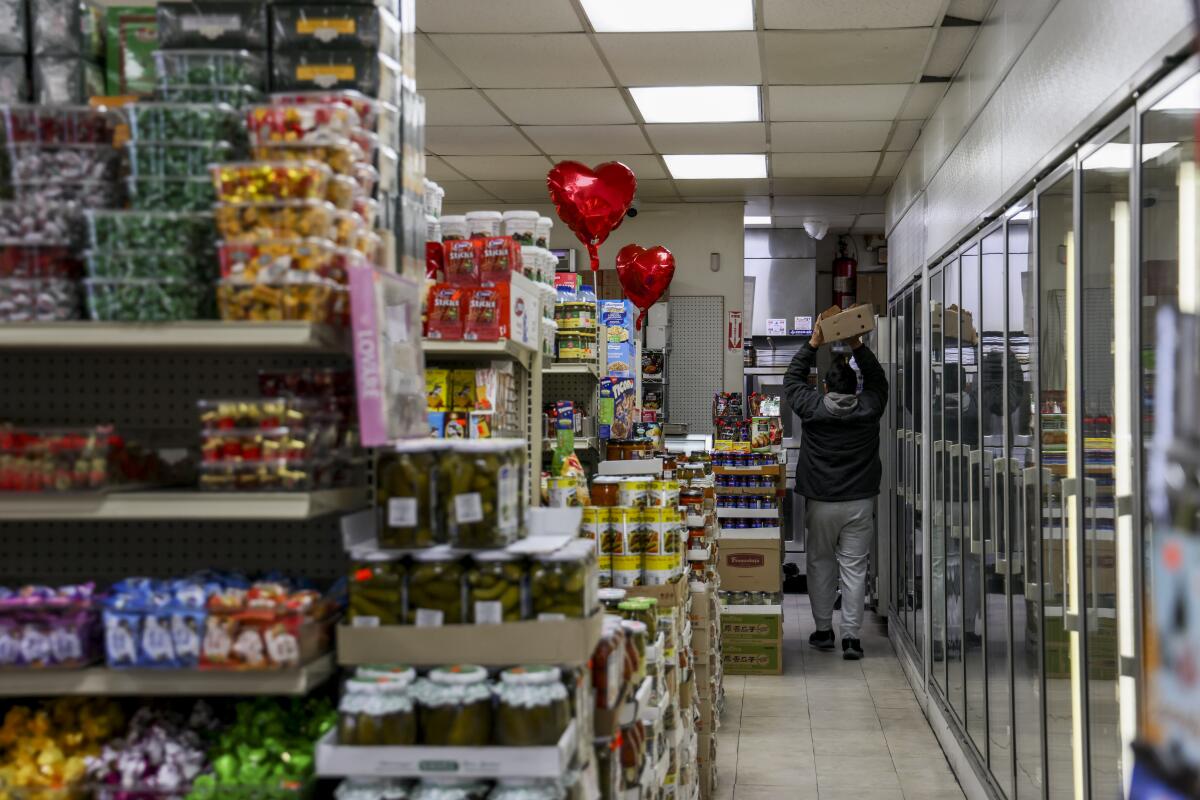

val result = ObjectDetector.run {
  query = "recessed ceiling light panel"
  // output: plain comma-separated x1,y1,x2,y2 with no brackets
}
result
580,0,754,32
664,154,766,179
630,86,760,123
744,216,771,226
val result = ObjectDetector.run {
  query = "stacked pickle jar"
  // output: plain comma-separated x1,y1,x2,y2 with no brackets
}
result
493,665,571,747
465,550,524,623
441,439,525,549
414,665,493,746
337,669,418,746
348,552,405,626
406,549,465,626
377,440,448,549
529,540,597,620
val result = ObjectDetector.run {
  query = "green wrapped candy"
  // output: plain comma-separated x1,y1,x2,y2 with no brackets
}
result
127,176,216,211
84,248,211,281
155,49,266,87
85,278,211,321
119,102,245,142
127,140,237,179
86,209,216,252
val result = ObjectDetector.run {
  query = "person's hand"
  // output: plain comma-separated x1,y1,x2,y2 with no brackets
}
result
810,306,837,348
848,334,863,349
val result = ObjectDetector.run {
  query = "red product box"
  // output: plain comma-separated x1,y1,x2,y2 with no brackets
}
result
445,239,480,286
480,236,521,284
425,240,444,280
463,285,503,341
426,283,465,340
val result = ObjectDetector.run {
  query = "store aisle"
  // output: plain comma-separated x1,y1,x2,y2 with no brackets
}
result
713,594,965,800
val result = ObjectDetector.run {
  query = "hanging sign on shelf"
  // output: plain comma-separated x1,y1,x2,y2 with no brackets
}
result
794,315,813,336
727,310,742,350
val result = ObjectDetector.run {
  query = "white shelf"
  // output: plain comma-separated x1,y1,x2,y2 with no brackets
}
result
544,362,599,378
685,514,709,528
423,338,537,367
0,655,335,696
543,436,597,451
720,604,783,616
720,526,781,539
716,507,779,519
598,458,663,476
0,321,347,351
687,546,711,561
0,488,365,520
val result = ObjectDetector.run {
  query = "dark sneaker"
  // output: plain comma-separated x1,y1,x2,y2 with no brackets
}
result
809,630,835,651
842,637,864,660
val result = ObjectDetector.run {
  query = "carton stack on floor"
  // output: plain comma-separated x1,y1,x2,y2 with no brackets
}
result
713,450,785,676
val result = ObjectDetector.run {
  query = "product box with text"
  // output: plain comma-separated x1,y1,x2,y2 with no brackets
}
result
716,537,781,593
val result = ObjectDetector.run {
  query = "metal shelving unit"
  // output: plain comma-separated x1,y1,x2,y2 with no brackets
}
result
0,322,347,352
0,489,365,521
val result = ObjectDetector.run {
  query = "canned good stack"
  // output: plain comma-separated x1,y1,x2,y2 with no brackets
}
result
580,477,685,590
0,104,119,321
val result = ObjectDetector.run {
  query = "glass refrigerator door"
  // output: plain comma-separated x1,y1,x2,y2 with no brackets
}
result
931,269,947,689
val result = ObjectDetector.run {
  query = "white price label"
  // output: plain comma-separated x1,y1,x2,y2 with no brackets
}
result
387,497,418,528
352,616,380,627
537,612,567,622
474,601,503,625
497,465,518,534
385,303,410,343
455,492,484,524
415,608,444,627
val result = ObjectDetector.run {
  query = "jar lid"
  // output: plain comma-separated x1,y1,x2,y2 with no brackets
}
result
440,214,466,223
472,548,518,562
452,437,525,454
499,665,561,685
598,588,626,602
412,547,463,563
621,620,647,635
429,664,489,685
344,676,412,694
536,216,553,225
593,476,621,484
392,439,449,453
502,209,539,220
466,210,503,220
353,550,400,564
617,600,642,611
355,665,416,686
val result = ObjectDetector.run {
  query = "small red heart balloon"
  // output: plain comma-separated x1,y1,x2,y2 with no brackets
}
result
616,244,675,330
546,160,637,271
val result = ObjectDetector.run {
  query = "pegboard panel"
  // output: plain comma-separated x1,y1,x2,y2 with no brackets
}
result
668,296,724,435
542,372,598,414
0,519,350,585
0,352,347,443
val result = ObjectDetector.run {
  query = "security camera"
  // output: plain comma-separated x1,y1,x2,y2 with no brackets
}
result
626,198,640,218
803,218,829,240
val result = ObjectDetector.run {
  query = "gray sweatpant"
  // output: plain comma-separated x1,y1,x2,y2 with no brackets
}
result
806,497,875,639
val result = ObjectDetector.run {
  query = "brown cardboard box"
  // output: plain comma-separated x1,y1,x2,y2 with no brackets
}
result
723,638,784,675
818,303,876,342
692,621,713,655
716,538,782,592
627,575,689,608
721,610,783,641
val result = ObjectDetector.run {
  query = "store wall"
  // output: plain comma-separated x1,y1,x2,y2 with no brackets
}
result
885,0,1191,293
442,199,746,392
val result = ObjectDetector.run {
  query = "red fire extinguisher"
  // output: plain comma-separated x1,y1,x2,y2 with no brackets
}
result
832,236,857,310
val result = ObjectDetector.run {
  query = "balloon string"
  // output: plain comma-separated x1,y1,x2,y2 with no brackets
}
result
587,244,599,271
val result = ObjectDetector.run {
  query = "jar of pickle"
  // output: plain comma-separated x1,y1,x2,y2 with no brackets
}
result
466,550,524,623
376,440,446,549
441,439,524,548
530,540,596,619
493,665,571,746
619,722,645,789
657,613,675,659
406,550,465,626
335,778,411,799
592,618,625,710
620,619,647,684
337,673,418,745
412,780,491,800
414,665,493,746
598,587,626,612
349,553,404,626
594,737,619,800
618,598,658,643
488,780,564,800
591,476,620,507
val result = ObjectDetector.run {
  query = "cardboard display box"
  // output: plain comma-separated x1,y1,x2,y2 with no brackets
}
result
723,639,784,675
627,575,689,608
817,303,875,342
716,537,782,593
721,610,783,641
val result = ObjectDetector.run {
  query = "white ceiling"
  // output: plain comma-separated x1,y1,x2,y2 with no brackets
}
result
417,0,990,232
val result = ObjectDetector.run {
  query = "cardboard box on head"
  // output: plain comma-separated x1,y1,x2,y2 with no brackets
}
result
818,303,876,342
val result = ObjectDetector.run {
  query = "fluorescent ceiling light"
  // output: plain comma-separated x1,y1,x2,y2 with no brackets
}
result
744,216,771,226
1083,142,1175,170
1155,74,1200,112
1008,209,1032,222
630,86,760,123
580,0,753,31
664,154,766,180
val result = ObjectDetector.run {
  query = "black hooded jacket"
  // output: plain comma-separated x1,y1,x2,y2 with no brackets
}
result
782,342,889,502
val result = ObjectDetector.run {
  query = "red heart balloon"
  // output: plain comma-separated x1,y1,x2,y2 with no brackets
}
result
546,161,637,271
616,244,675,330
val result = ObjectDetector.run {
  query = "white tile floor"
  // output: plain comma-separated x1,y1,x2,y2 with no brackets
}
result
713,594,966,800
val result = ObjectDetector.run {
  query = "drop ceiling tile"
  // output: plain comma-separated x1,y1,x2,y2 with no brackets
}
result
888,119,923,151
869,175,896,194
947,0,993,21
773,214,858,230
632,180,680,199
416,0,584,32
423,90,507,126
596,32,761,86
674,178,770,197
416,36,470,89
853,213,887,230
763,0,942,29
522,125,651,154
768,84,909,121
744,196,771,216
428,34,612,88
443,155,554,180
769,121,890,152
475,180,553,201
771,152,880,177
772,194,872,214
771,177,873,195
924,26,976,77
899,82,949,119
764,30,930,84
425,156,464,181
550,155,667,180
644,123,766,153
440,180,501,202
486,88,635,125
876,151,909,176
426,126,538,156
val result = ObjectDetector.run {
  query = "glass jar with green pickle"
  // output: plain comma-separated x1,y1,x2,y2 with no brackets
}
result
376,440,447,548
337,672,417,746
335,778,412,799
487,779,564,800
348,552,405,626
617,599,657,642
466,550,525,623
440,439,524,549
414,665,493,746
530,539,596,620
598,587,626,613
411,780,491,800
620,619,647,683
493,665,571,747
406,549,465,625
